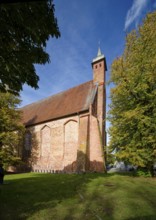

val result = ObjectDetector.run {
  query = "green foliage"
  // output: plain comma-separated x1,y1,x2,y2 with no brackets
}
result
135,168,152,177
0,92,25,167
0,1,60,94
106,152,115,165
108,11,156,176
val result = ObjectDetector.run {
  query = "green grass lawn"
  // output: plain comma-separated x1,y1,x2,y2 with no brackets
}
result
0,173,156,220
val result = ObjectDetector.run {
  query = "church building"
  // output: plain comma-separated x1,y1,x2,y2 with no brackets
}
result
21,48,107,173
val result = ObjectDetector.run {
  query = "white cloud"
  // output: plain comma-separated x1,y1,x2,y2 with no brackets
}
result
124,0,148,30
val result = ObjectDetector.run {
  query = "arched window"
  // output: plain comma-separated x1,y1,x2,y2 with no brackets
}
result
41,125,51,157
25,131,32,151
64,120,78,171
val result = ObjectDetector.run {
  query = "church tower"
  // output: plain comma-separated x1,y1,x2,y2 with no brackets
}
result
92,47,107,151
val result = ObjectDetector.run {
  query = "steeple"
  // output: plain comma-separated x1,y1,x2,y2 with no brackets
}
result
91,47,107,83
90,47,107,170
97,47,102,56
92,46,105,63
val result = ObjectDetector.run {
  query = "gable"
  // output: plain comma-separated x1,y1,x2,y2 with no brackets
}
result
20,80,97,126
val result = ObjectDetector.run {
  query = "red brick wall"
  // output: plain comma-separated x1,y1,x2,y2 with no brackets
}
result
89,56,106,172
77,115,89,172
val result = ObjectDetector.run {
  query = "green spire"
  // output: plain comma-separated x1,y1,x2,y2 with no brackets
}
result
97,47,102,57
92,45,104,63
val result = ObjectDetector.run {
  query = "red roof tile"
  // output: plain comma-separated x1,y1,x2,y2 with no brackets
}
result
21,80,96,126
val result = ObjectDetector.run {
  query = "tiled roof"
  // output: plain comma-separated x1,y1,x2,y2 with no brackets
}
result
20,80,96,126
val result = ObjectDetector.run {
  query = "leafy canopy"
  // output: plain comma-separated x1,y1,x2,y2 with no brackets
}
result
108,11,156,175
0,92,24,167
0,0,60,94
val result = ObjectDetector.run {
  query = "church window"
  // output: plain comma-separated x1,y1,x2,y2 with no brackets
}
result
41,125,51,157
64,120,78,171
25,131,32,150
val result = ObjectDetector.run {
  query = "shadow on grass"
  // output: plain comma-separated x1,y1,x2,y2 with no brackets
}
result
0,173,106,219
0,173,156,220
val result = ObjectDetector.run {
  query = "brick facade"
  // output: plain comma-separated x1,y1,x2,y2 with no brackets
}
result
22,49,107,173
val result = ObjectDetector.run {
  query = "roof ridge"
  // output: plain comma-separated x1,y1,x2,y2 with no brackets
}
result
20,80,93,109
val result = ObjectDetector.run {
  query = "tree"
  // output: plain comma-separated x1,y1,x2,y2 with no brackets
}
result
0,92,24,167
108,11,156,176
0,0,60,94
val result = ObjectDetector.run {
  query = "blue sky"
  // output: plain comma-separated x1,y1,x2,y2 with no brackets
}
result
20,0,156,132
